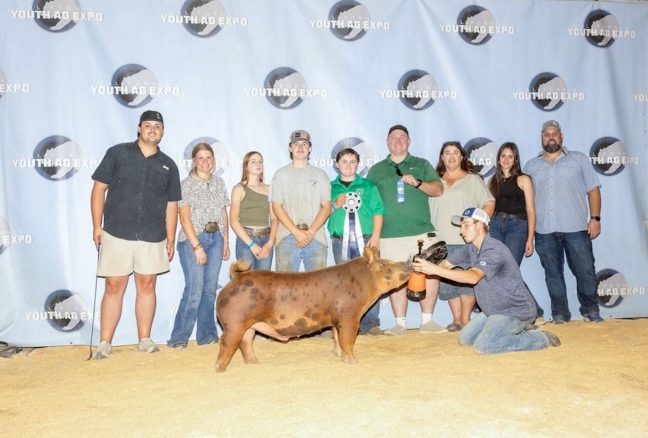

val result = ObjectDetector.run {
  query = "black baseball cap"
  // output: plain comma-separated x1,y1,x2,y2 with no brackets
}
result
139,110,164,125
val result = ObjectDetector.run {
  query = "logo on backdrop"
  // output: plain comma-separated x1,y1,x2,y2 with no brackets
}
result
0,68,31,98
595,269,646,308
514,72,585,112
452,6,510,45
31,136,85,181
464,137,498,177
0,217,13,255
313,1,389,41
109,64,158,108
182,137,237,178
440,6,514,43
589,137,638,176
31,0,80,32
380,70,457,111
40,290,89,332
160,0,247,37
327,137,377,177
249,67,327,110
567,11,636,47
0,217,33,254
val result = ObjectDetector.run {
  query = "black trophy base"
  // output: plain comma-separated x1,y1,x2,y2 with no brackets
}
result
406,290,426,301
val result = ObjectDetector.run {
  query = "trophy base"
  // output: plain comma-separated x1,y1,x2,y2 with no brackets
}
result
406,290,426,301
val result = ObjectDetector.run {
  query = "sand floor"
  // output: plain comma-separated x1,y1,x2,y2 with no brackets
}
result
2,318,648,437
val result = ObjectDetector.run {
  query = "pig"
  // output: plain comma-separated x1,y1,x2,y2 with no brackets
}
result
215,246,410,372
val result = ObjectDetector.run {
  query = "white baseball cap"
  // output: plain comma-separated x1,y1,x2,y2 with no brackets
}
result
451,207,490,226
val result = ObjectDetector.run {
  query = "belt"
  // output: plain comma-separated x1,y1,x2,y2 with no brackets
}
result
245,226,270,238
204,222,219,233
296,223,309,231
494,212,527,220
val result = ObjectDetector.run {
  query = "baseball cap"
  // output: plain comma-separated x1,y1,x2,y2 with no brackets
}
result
542,120,561,132
388,124,409,136
451,207,490,226
290,130,311,143
139,110,164,125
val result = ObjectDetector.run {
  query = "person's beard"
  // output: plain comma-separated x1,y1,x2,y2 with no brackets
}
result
542,140,561,153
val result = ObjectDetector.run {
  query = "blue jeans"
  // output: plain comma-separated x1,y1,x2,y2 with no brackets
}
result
235,229,273,270
459,312,550,354
489,213,528,265
534,231,600,321
490,213,544,318
168,232,224,346
275,235,327,272
332,236,379,333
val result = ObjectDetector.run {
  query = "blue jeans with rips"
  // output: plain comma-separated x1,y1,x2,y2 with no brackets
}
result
168,232,224,346
235,229,273,270
534,231,600,321
458,312,550,353
332,236,379,333
275,235,327,272
490,213,544,318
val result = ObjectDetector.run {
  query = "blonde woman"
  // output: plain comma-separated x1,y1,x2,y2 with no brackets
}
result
230,151,277,270
168,143,230,348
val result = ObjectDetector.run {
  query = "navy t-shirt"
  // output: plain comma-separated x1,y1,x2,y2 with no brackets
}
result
448,236,536,321
92,141,181,242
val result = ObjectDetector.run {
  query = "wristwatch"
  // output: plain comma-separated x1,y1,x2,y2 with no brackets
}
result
590,215,601,221
415,178,423,188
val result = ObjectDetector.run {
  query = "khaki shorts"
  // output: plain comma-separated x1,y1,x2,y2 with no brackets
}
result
379,232,439,262
97,231,169,277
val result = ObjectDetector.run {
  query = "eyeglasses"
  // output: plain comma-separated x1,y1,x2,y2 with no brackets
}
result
395,164,403,177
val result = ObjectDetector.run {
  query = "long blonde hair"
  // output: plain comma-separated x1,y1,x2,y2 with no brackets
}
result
240,151,264,188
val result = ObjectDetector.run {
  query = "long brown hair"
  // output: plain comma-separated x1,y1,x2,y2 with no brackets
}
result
191,142,214,175
489,142,525,198
435,141,477,178
240,151,264,188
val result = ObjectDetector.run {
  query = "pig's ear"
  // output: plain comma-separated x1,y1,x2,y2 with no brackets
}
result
364,246,377,264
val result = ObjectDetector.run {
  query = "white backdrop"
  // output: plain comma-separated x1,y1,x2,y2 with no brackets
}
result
0,0,646,347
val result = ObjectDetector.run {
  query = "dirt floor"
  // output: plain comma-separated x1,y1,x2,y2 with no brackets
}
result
2,318,648,437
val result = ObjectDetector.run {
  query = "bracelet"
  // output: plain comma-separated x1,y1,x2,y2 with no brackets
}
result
247,241,255,249
193,244,203,253
415,178,423,188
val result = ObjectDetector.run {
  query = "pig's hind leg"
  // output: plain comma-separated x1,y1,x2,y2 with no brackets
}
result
215,325,246,373
337,323,359,364
238,328,259,364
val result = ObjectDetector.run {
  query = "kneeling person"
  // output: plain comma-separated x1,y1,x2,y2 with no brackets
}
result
412,207,560,354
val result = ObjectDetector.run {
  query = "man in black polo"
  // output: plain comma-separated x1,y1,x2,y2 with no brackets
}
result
90,110,181,359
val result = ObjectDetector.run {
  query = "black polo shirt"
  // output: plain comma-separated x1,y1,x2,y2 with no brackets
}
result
92,141,181,242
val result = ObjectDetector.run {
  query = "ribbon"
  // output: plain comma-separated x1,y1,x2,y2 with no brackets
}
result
341,192,364,261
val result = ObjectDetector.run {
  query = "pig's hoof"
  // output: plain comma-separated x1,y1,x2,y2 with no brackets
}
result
244,358,259,364
342,356,358,364
332,347,342,357
215,363,226,373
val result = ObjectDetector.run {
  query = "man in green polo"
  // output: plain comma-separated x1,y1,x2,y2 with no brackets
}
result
366,124,444,335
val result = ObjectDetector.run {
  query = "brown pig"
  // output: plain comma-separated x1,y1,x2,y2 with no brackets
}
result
215,246,410,372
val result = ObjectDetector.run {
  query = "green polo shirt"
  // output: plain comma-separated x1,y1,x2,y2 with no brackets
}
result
327,174,385,237
366,154,439,238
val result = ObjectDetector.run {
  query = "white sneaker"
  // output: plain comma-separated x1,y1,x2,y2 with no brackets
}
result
535,316,548,326
138,338,160,353
385,324,407,336
419,321,448,334
92,341,112,360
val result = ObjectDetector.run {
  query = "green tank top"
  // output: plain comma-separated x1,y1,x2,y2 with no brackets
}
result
239,185,270,227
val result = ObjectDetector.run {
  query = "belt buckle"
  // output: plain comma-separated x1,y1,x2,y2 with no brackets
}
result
204,222,219,233
252,228,269,237
296,223,309,231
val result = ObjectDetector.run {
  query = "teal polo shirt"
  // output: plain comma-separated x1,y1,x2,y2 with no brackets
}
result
366,154,439,238
327,174,385,237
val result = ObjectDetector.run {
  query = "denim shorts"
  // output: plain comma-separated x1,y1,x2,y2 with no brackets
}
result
439,244,474,300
